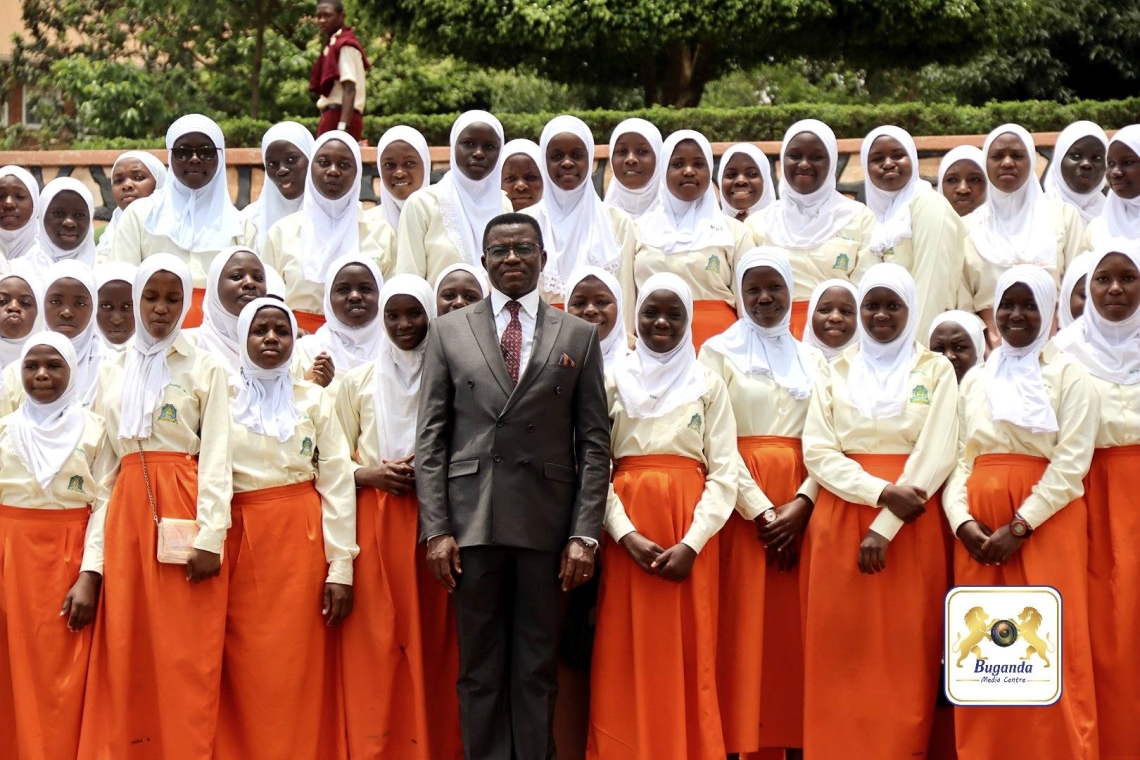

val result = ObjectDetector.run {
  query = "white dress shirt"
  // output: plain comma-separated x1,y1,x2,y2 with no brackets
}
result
490,286,541,373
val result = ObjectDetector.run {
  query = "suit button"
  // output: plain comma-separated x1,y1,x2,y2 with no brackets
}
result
493,454,502,463
467,380,474,388
496,420,505,428
522,460,530,466
526,424,535,432
555,386,563,394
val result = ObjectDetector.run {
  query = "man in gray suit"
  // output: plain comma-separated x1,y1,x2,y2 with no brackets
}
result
416,213,611,759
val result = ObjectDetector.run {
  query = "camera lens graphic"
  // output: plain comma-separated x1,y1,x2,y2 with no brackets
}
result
990,619,1018,648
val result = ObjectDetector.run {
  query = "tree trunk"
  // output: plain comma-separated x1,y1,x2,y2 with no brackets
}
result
659,42,713,107
250,11,266,119
640,53,659,106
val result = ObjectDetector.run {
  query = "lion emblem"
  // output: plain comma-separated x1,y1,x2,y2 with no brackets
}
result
952,606,994,667
1016,607,1056,667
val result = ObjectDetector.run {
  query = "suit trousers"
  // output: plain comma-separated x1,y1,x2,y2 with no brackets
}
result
453,545,568,760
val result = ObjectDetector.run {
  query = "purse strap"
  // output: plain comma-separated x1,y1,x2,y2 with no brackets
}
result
138,443,160,525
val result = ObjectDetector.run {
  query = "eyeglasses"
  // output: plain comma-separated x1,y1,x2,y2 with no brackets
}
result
171,145,219,162
484,243,540,260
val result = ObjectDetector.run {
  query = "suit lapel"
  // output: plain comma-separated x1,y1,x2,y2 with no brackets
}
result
503,300,563,415
466,299,513,398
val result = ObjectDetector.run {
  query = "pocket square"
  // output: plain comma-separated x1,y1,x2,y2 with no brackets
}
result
558,352,576,367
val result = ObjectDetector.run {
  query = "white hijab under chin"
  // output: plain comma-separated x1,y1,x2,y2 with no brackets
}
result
603,118,663,219
985,265,1059,432
197,246,261,371
232,298,301,443
100,151,167,255
374,275,436,460
1103,125,1140,238
300,130,362,282
145,114,241,252
298,253,385,372
10,330,86,496
533,115,622,298
0,273,42,369
861,126,930,256
433,262,489,303
716,143,775,220
253,121,314,250
1043,121,1108,223
0,166,41,261
613,273,707,419
927,310,987,361
802,278,859,360
1054,240,1140,385
118,254,193,440
638,130,734,255
376,125,431,234
703,247,816,399
564,266,628,370
762,119,864,250
1058,251,1095,329
937,145,986,189
44,260,101,407
969,123,1057,269
847,263,919,419
439,110,506,266
37,177,97,267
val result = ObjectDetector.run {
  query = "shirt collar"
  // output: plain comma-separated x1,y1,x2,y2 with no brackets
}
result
491,287,540,318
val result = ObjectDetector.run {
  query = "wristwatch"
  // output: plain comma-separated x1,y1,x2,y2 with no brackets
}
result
1010,513,1034,538
761,508,778,525
337,121,347,131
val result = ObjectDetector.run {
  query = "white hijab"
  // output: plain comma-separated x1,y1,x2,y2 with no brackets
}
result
985,265,1059,432
374,275,436,460
1042,121,1108,223
144,114,241,252
502,139,543,175
1058,251,1095,329
99,151,167,254
1054,240,1140,385
703,248,816,398
1102,125,1140,238
376,125,431,233
802,278,859,360
847,263,919,419
968,124,1057,268
118,254,193,440
94,262,138,354
196,246,262,371
564,266,628,370
927,310,987,361
0,273,41,369
937,145,986,189
252,121,314,250
861,126,929,256
613,273,707,419
716,143,774,220
44,260,101,407
10,330,86,496
298,253,385,372
37,177,97,267
433,262,489,301
639,130,734,254
231,298,302,443
438,110,506,266
0,166,41,261
603,118,663,219
762,119,864,250
299,130,362,282
533,115,622,297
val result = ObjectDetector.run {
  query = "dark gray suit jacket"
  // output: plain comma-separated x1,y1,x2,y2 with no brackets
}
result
415,297,611,553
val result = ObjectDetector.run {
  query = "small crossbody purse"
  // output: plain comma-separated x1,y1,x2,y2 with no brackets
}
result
138,447,213,565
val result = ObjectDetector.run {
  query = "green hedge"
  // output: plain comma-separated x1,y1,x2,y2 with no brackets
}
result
36,98,1140,149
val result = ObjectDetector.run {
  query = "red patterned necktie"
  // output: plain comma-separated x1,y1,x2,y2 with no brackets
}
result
501,300,523,385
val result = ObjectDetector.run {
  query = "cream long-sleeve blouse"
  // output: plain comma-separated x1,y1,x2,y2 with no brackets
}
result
1083,373,1140,449
941,344,1097,533
332,360,384,469
633,216,753,307
393,184,513,285
108,197,244,290
698,342,827,518
93,334,233,554
851,192,966,339
603,362,738,554
229,379,358,586
0,410,118,574
1083,216,1114,252
747,204,878,302
260,211,397,317
961,200,1086,314
802,344,959,541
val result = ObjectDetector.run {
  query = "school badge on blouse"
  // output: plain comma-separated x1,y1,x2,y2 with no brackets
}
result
67,475,84,493
832,252,850,271
909,385,931,405
705,255,721,273
687,414,703,433
158,403,178,424
944,586,1062,706
300,437,314,457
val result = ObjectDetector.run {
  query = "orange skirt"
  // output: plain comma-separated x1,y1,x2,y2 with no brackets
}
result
294,310,326,335
718,436,808,754
801,453,947,760
952,454,1098,759
691,299,738,353
184,287,206,329
587,455,724,760
1086,446,1140,759
789,300,809,341
0,505,91,760
78,452,227,760
215,481,344,759
342,487,463,760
